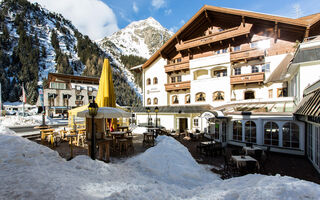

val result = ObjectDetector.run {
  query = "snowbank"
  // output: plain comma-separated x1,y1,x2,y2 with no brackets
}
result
131,126,148,135
0,115,58,126
0,128,319,199
0,126,16,135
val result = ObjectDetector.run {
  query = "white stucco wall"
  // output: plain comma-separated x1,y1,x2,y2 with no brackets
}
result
144,57,167,107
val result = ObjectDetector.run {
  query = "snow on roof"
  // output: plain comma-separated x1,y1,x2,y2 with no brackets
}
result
0,130,319,199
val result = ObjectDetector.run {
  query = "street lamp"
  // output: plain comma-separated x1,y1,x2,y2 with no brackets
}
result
155,106,159,128
146,107,150,126
88,98,99,160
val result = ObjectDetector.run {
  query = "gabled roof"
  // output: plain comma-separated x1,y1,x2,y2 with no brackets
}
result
142,5,320,70
266,54,294,83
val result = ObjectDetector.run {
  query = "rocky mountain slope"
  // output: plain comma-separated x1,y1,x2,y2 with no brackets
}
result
0,0,141,106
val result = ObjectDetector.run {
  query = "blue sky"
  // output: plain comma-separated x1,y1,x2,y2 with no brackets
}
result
30,0,319,40
107,0,319,32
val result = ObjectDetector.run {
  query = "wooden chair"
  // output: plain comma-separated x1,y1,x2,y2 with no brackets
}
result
118,138,128,156
125,136,134,153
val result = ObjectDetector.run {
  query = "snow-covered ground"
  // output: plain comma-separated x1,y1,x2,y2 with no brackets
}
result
0,127,319,199
0,115,59,126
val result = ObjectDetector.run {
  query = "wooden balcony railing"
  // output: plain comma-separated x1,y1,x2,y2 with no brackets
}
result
175,23,252,51
165,81,191,92
230,48,264,61
164,60,190,73
230,72,264,85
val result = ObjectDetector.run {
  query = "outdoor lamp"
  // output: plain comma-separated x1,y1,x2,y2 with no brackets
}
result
146,107,150,126
88,98,99,160
155,106,159,113
88,99,99,116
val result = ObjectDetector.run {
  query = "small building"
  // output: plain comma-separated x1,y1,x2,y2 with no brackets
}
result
37,73,99,117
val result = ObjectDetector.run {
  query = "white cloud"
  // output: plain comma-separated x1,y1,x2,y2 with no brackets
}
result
180,20,185,25
29,0,119,40
133,2,139,13
169,26,178,33
151,0,165,10
165,9,172,15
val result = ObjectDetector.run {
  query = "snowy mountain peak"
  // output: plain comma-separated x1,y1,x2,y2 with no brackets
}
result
99,17,173,59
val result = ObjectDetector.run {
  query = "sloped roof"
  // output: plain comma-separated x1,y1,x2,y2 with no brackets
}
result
266,54,294,83
142,5,320,70
133,105,214,114
292,47,320,64
294,87,320,117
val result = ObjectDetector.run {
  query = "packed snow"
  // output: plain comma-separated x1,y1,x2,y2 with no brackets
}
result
0,115,58,126
0,127,319,199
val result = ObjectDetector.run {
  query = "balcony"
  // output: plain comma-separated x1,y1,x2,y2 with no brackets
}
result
165,81,191,92
230,48,264,62
175,23,252,51
164,60,190,73
230,72,264,85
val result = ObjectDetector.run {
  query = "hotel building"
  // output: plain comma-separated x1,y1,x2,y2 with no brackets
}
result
134,5,320,155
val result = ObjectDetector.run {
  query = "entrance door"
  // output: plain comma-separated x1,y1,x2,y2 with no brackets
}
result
179,118,188,133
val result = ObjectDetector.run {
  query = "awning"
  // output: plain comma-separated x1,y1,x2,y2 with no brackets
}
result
294,88,320,117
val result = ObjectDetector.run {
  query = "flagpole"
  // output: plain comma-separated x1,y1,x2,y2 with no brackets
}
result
22,82,25,116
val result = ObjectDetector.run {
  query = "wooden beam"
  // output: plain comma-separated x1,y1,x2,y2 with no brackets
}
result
205,10,213,25
304,26,310,41
242,16,245,27
274,21,278,43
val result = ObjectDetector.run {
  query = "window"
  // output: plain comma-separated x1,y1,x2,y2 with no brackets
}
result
48,93,56,107
196,92,206,102
216,50,221,54
315,127,320,167
147,78,151,85
222,48,228,53
268,89,273,98
177,58,182,63
233,121,242,141
244,91,255,100
213,91,224,101
172,95,179,104
234,67,241,75
277,88,287,97
153,77,158,85
264,122,279,146
233,45,241,52
213,69,227,77
147,98,151,105
283,122,299,148
262,63,270,72
50,82,66,90
218,28,224,32
63,94,71,107
153,98,158,105
194,119,199,127
307,124,313,161
251,65,259,73
214,123,220,140
185,94,190,104
171,77,176,83
177,76,182,82
245,121,256,143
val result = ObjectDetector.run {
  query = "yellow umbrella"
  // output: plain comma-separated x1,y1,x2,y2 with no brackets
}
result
95,58,117,130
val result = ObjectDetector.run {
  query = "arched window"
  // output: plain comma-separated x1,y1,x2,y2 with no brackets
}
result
264,122,279,146
244,91,255,100
172,95,179,104
233,121,242,141
283,122,299,148
153,77,158,85
153,98,158,105
213,91,224,101
147,98,151,105
196,92,206,102
146,78,151,85
245,121,256,143
185,94,190,104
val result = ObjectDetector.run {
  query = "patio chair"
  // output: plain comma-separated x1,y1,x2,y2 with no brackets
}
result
253,149,263,162
231,149,240,156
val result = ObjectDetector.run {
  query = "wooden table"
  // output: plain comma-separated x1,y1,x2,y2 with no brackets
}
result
231,155,259,169
117,126,129,132
243,146,262,155
148,127,160,138
143,132,154,147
